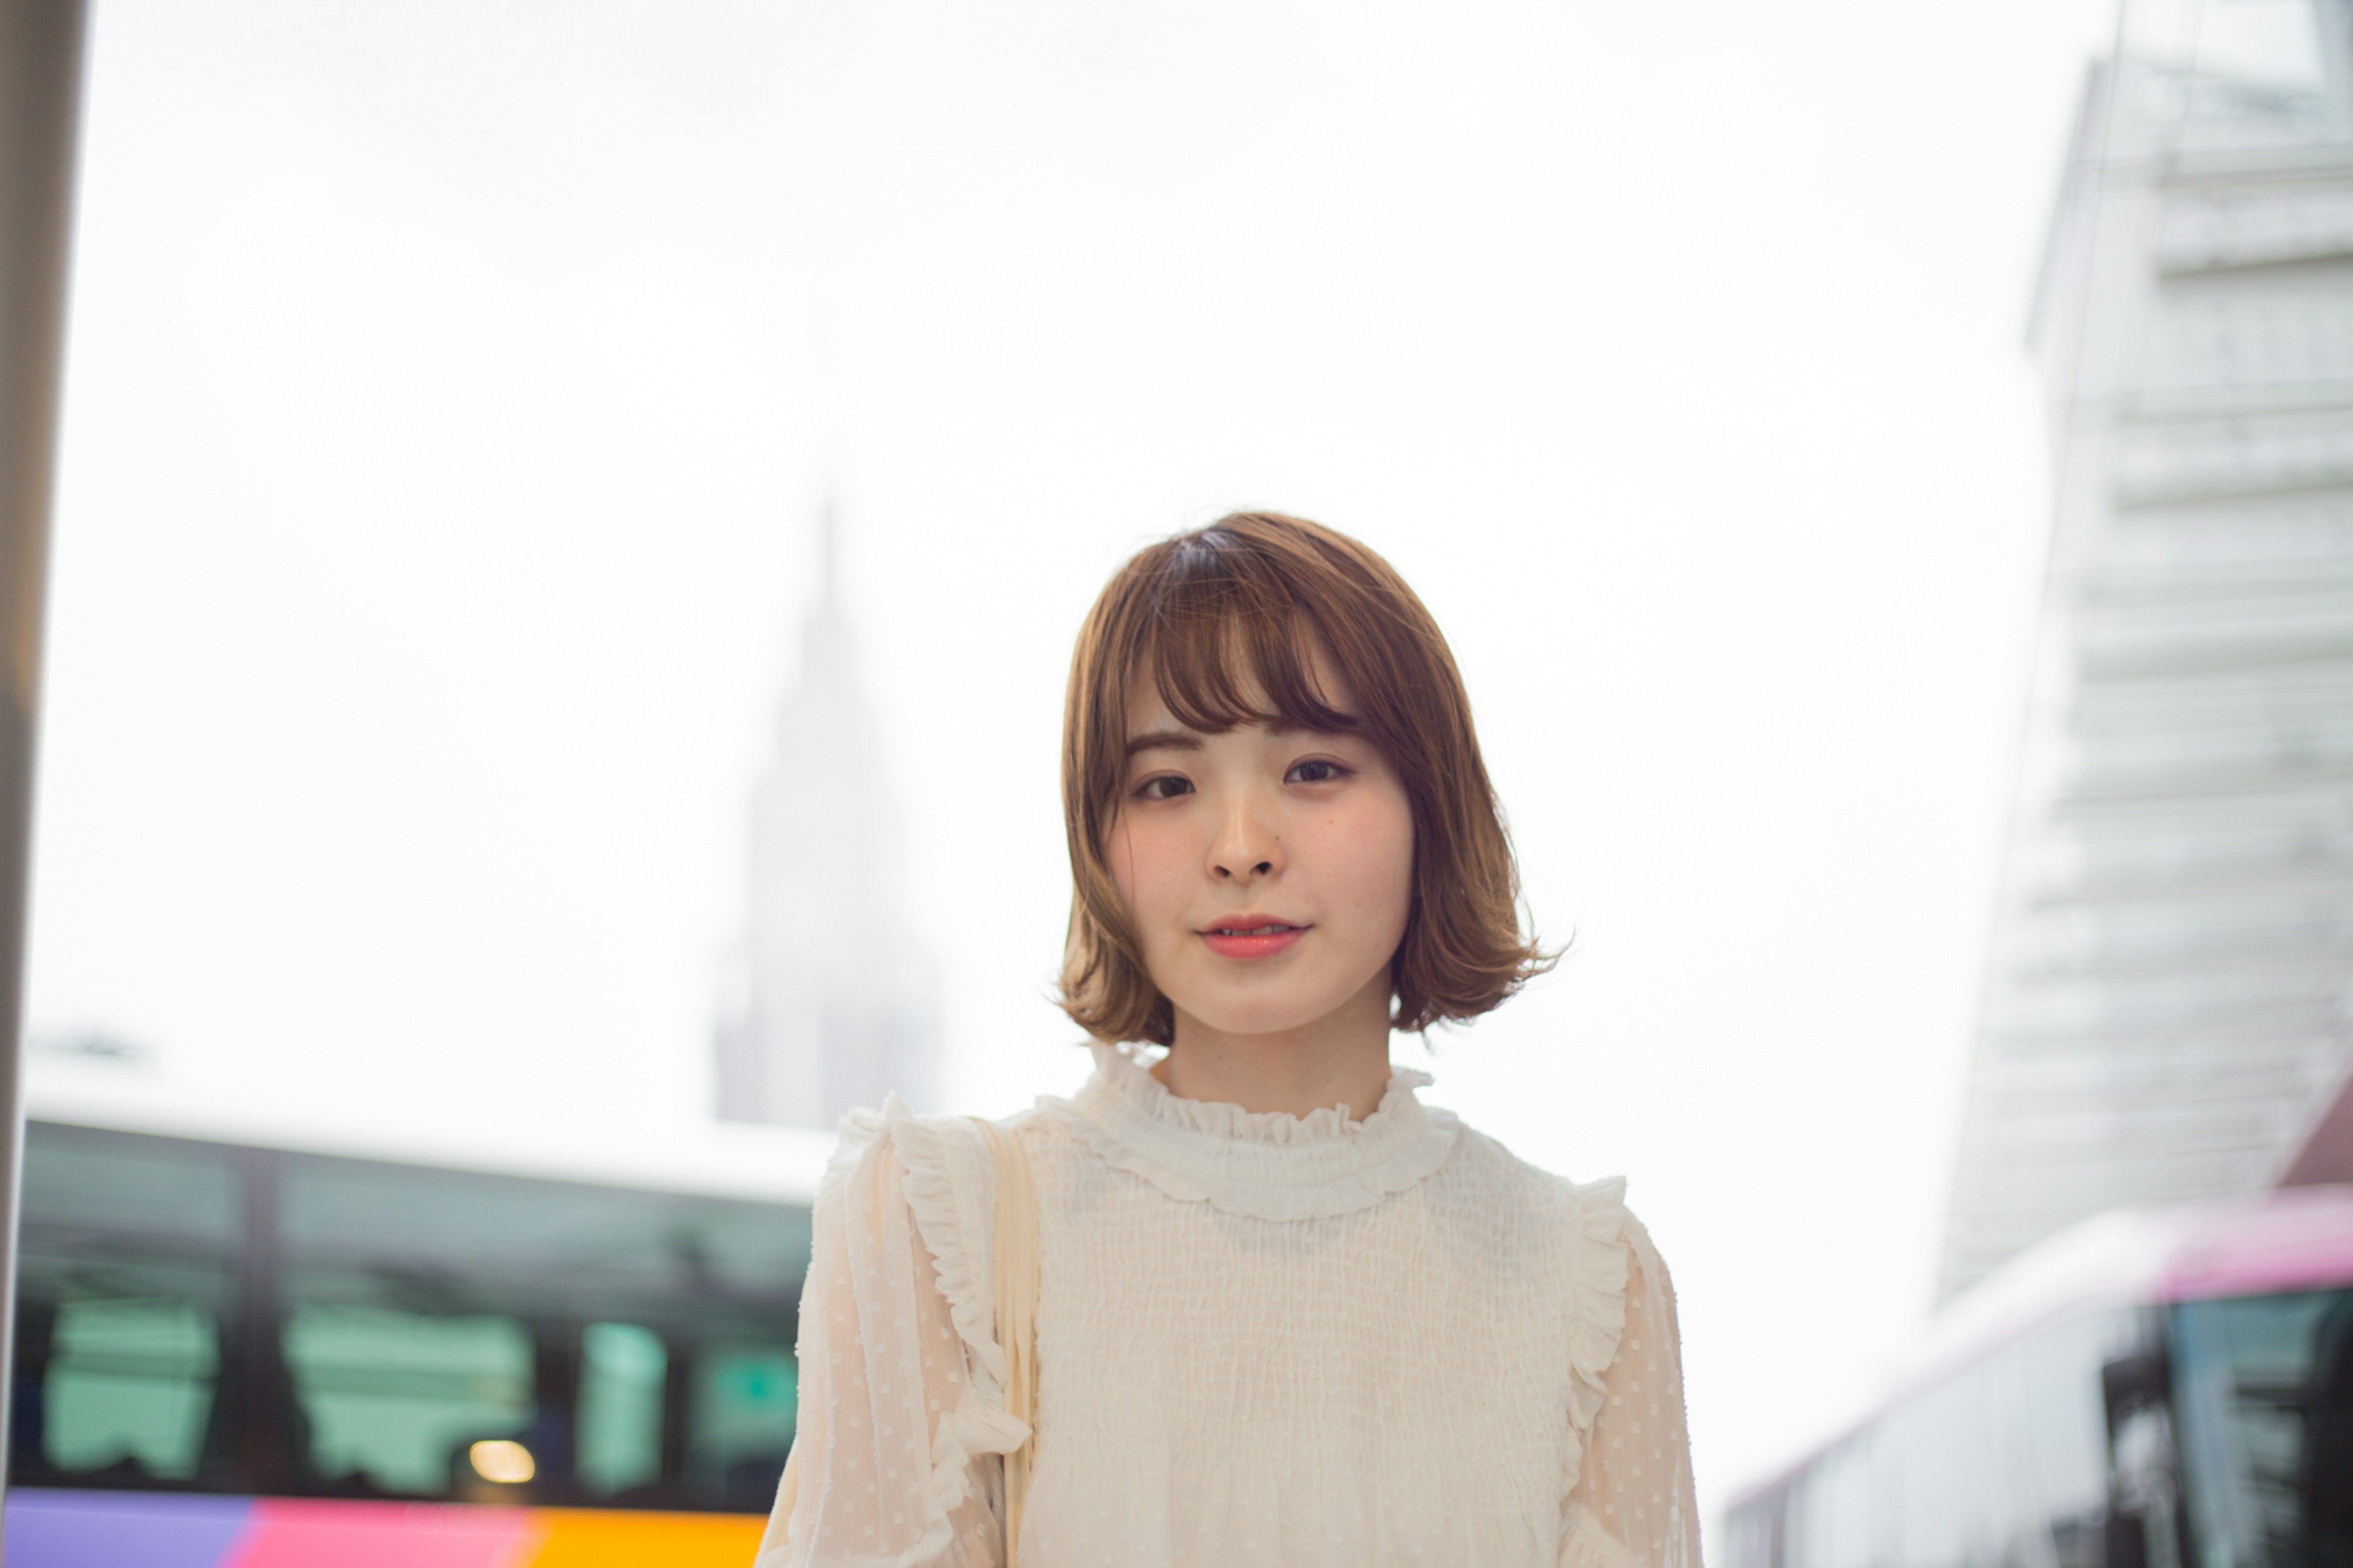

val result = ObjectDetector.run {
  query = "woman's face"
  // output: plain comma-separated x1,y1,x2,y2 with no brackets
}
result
1107,657,1416,1043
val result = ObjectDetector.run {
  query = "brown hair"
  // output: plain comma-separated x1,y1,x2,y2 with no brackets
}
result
1058,511,1552,1046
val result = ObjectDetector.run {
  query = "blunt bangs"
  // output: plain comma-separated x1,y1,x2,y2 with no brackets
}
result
1137,540,1360,743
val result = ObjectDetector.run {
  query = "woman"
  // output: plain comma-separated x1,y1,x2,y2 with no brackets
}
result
759,512,1700,1567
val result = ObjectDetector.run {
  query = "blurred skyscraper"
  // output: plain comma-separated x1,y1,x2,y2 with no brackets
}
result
713,509,941,1129
1942,0,2353,1299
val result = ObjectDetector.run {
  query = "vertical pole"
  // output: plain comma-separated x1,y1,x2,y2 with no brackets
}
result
0,0,91,1510
659,1333,692,1502
229,1148,298,1493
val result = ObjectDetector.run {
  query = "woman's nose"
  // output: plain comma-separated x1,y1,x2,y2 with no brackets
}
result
1210,797,1281,881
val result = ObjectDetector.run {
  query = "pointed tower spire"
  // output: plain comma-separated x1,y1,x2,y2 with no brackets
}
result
716,490,940,1128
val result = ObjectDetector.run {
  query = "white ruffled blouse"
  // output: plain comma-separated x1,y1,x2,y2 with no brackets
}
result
757,1044,1702,1568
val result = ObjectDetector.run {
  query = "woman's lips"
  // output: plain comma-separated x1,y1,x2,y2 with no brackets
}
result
1198,921,1308,960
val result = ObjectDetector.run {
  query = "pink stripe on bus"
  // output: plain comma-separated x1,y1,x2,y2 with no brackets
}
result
225,1499,542,1568
2159,1188,2353,1304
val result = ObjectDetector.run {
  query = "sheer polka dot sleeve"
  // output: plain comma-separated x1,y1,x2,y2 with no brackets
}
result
756,1112,1024,1568
1564,1219,1702,1568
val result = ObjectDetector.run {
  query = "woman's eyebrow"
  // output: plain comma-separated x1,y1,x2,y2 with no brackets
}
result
1124,729,1204,759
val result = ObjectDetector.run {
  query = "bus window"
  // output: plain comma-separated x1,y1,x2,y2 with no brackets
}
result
1750,1308,2142,1568
1787,1435,1872,1568
12,1124,243,1490
2173,1287,2353,1567
2012,1308,2130,1567
689,1342,795,1507
578,1321,666,1496
284,1305,533,1496
1872,1361,1991,1564
43,1296,218,1480
12,1119,812,1516
21,1127,239,1244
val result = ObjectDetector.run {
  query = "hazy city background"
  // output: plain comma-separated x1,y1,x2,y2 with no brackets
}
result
21,0,2134,1530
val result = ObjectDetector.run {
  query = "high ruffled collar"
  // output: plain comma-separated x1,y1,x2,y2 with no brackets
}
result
1047,1042,1461,1221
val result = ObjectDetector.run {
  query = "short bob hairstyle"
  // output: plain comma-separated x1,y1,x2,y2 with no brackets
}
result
1059,511,1551,1047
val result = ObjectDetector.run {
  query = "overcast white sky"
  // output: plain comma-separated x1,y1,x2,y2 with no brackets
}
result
26,0,2120,1530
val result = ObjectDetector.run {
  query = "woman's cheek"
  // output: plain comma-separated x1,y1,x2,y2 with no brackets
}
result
1360,801,1415,936
1108,819,1161,935
1130,821,1189,938
1335,800,1412,890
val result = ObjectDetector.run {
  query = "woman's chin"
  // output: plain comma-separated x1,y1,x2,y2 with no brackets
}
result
1172,994,1359,1042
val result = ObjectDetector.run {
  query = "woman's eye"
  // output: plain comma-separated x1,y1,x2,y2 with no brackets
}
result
1134,775,1194,801
1286,759,1349,784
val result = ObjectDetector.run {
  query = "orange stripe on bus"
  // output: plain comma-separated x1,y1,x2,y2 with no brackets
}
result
521,1509,767,1567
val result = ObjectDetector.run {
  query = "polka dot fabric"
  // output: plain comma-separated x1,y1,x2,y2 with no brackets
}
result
759,1046,1701,1567
1574,1230,1700,1568
761,1110,1014,1568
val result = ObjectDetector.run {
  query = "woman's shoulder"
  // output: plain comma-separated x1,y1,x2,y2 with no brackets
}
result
827,1094,992,1186
819,1096,1010,1384
1440,1116,1635,1230
823,1097,1076,1232
1437,1121,1643,1406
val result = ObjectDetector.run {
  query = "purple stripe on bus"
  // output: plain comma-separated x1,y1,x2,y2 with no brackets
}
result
4,1489,256,1568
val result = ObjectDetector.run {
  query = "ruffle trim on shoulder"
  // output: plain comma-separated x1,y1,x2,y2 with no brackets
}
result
822,1102,893,1193
877,1095,1009,1395
1560,1502,1646,1568
1561,1175,1632,1487
822,1098,1029,1568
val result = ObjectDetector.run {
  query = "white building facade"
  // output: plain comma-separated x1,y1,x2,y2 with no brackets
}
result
714,521,941,1129
1942,0,2353,1299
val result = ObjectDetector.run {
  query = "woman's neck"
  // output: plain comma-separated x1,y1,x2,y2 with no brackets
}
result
1149,972,1396,1121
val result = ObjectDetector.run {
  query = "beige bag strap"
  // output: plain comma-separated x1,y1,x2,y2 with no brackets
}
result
972,1116,1040,1567
775,1120,1039,1566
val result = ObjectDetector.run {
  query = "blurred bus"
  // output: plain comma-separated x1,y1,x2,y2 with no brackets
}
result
3,1091,829,1567
1721,1187,2353,1568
